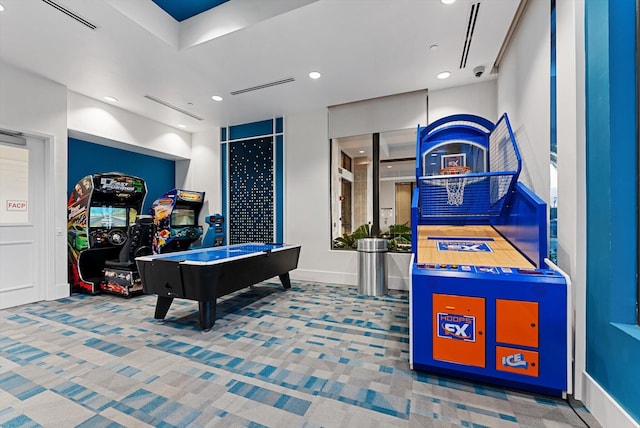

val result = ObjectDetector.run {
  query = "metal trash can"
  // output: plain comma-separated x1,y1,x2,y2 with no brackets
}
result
357,238,388,296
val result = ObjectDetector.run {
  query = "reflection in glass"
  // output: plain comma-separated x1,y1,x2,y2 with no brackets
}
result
331,129,416,252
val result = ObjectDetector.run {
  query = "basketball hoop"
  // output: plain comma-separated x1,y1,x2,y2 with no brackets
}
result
440,165,471,206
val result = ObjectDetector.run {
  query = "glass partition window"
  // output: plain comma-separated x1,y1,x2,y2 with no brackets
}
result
331,128,416,252
0,145,29,224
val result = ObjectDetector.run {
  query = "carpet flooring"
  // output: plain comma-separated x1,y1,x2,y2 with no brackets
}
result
0,280,599,427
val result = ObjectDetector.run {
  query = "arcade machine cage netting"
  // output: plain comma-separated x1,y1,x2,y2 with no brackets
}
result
417,114,522,221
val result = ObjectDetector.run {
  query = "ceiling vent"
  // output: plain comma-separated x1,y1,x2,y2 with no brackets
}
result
41,0,98,30
459,2,480,69
230,77,295,95
144,95,204,121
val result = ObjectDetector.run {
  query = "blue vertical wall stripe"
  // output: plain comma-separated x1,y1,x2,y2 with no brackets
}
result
276,134,284,243
585,0,640,422
67,138,175,213
221,127,227,142
276,117,283,134
221,142,228,245
229,119,274,140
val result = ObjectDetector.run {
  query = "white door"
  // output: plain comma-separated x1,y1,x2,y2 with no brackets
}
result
0,134,45,309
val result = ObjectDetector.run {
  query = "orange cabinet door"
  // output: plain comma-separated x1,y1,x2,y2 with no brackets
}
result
433,294,486,368
496,299,538,348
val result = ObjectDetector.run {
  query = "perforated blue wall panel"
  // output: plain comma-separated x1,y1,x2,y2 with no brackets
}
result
228,137,274,244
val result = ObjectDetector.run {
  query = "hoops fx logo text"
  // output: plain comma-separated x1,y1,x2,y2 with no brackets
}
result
437,313,476,342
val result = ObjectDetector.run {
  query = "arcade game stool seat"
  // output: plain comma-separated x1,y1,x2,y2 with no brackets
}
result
102,215,155,297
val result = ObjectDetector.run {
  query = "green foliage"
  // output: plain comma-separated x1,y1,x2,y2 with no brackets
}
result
332,223,371,249
382,222,412,252
333,223,412,252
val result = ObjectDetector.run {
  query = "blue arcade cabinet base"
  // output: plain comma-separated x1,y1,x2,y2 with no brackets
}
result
410,262,568,397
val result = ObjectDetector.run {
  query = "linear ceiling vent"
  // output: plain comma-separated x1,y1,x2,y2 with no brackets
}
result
459,2,480,69
230,77,295,95
41,0,98,30
144,95,204,121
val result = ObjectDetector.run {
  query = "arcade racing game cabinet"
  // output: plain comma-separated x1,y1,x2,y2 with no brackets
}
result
410,114,571,397
68,172,148,296
148,189,205,253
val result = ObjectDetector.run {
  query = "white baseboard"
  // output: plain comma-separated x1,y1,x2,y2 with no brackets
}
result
582,371,639,428
289,269,409,291
48,282,71,301
290,269,356,285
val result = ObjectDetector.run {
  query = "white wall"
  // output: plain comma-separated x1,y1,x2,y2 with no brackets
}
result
285,109,359,285
0,61,69,301
496,0,551,202
67,92,192,160
178,129,222,226
329,90,427,138
429,80,498,122
556,0,587,402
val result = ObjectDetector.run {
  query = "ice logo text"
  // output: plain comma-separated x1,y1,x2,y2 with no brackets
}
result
502,353,528,369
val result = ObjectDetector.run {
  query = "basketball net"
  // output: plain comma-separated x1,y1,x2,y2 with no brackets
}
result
440,166,471,206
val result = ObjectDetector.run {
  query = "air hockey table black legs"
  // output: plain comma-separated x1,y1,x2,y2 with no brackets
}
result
198,300,216,331
279,272,292,289
154,296,174,320
155,295,216,331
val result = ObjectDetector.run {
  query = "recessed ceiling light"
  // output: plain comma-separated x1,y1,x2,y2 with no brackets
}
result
0,4,5,12
387,165,393,169
429,44,439,51
103,96,118,102
308,71,322,79
359,150,365,154
211,95,223,101
177,124,187,129
441,0,456,4
437,71,451,79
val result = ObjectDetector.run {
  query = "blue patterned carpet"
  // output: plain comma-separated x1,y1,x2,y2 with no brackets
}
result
0,281,597,427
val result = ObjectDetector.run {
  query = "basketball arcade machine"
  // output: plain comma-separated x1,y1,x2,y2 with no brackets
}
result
148,189,205,253
67,172,148,296
410,114,571,396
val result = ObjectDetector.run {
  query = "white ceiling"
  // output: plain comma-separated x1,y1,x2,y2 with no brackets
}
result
0,0,520,133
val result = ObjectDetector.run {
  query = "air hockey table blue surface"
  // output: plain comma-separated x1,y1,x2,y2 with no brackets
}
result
136,243,301,330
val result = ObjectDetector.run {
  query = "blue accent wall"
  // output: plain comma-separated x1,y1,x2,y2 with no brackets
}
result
229,119,274,140
68,138,175,213
221,142,228,245
585,0,640,422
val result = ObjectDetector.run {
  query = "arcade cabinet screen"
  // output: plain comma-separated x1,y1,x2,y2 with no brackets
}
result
89,206,128,228
172,206,195,226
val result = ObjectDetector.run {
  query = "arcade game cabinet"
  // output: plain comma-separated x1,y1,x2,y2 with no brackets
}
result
68,172,147,296
201,214,225,247
148,189,205,253
410,114,571,397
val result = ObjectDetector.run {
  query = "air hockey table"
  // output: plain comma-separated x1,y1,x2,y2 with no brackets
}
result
136,243,301,330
